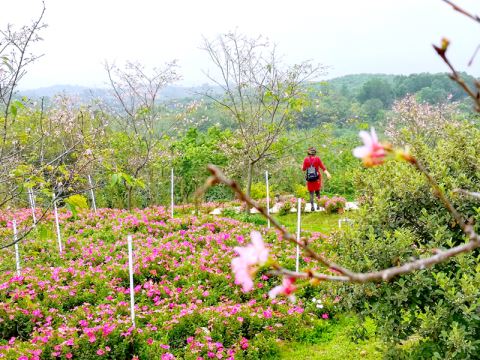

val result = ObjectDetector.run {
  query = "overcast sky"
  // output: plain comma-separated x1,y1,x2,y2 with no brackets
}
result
2,0,479,89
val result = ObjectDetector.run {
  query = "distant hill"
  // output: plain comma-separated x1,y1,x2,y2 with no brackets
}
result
19,85,109,102
19,72,478,105
18,84,218,103
327,73,396,92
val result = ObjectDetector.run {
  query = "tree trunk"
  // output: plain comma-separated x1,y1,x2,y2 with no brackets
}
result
245,161,254,213
127,185,133,210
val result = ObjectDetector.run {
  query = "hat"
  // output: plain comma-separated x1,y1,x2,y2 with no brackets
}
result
307,147,316,155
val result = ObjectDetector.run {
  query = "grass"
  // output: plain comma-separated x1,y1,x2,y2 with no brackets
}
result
273,211,346,233
279,315,383,360
228,211,352,234
221,209,382,359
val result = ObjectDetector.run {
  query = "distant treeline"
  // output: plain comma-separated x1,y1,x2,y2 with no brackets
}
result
295,72,476,128
19,72,477,131
176,72,477,131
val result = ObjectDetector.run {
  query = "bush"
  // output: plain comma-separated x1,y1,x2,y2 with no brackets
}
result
293,183,309,200
333,122,480,358
278,198,305,216
324,196,346,214
249,182,274,201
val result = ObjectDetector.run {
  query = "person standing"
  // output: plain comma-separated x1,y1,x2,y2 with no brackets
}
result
302,147,331,211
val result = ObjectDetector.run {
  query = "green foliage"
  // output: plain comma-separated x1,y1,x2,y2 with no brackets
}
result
333,121,480,358
171,127,230,202
249,182,274,200
293,183,309,199
357,79,394,107
64,194,89,217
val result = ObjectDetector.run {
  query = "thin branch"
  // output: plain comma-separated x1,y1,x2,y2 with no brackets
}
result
442,0,480,24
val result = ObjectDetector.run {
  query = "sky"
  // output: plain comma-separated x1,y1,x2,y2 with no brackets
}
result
2,0,479,89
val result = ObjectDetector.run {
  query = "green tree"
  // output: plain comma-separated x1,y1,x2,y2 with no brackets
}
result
171,127,230,202
357,78,394,107
201,31,323,199
105,60,181,209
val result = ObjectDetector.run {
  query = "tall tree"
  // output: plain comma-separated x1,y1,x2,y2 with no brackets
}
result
105,60,181,209
201,31,323,197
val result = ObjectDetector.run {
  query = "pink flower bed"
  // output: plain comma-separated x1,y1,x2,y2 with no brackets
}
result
0,207,335,359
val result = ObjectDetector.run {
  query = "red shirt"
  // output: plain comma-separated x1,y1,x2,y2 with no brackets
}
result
302,155,326,192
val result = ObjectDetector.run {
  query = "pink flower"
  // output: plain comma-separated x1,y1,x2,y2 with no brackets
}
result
97,349,105,355
353,128,388,167
268,277,297,303
231,231,269,292
240,337,249,350
322,313,329,319
32,309,43,318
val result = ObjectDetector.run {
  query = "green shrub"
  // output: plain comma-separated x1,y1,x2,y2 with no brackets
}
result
293,183,309,199
249,182,274,200
333,122,480,358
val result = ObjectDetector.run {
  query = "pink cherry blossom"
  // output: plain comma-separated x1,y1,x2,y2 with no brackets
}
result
231,231,269,292
268,277,297,302
353,128,388,167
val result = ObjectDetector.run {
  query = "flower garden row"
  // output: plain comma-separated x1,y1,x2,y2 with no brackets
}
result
0,207,337,359
171,196,350,217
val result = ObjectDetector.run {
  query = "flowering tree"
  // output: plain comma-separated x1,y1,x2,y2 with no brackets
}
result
201,31,325,198
105,60,182,209
385,94,459,148
0,2,46,207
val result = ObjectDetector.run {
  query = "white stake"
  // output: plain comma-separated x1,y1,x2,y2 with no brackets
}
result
296,198,301,272
127,235,136,327
27,188,37,226
13,220,20,276
265,171,270,229
53,193,62,253
88,175,97,213
170,168,174,218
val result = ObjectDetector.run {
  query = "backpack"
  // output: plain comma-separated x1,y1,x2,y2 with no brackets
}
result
305,157,319,182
